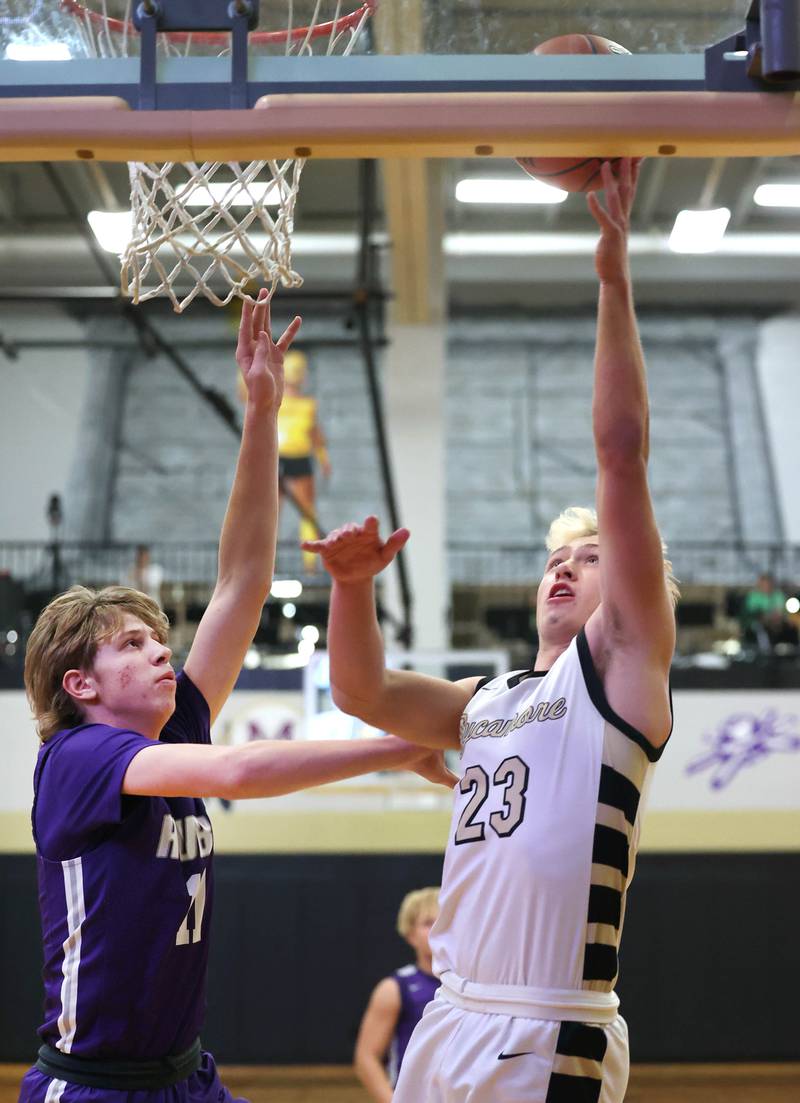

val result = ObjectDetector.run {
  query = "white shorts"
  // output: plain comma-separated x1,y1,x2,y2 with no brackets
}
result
393,990,630,1103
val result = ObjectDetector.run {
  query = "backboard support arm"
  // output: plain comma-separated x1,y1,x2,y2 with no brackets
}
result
133,0,261,110
705,0,800,91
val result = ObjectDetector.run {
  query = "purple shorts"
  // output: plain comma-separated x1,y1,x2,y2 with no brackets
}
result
18,1051,247,1103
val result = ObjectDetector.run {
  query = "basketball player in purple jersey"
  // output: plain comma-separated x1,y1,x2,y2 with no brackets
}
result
354,887,440,1101
18,291,453,1103
302,158,678,1103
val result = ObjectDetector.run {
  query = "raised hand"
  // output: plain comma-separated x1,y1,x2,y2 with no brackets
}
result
236,288,302,414
301,515,409,583
586,157,642,285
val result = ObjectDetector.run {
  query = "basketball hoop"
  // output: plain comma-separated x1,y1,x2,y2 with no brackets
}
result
62,1,376,311
60,0,376,57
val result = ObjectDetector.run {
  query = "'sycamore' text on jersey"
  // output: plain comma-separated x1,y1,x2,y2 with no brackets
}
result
32,672,214,1059
431,629,669,995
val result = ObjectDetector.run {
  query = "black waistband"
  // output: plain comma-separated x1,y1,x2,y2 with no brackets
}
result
36,1038,202,1090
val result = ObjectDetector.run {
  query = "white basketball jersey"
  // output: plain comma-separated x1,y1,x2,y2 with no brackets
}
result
431,629,666,996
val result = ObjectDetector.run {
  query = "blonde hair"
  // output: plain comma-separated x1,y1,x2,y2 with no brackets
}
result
396,887,439,939
24,586,170,743
283,349,308,386
546,506,680,608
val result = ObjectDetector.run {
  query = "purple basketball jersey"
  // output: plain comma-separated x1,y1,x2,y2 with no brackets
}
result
388,966,438,1084
31,671,214,1060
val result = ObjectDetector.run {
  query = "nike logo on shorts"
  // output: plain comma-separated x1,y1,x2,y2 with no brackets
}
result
497,1051,534,1061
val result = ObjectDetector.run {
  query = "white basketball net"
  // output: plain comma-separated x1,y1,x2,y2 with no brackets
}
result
122,158,305,310
67,1,375,310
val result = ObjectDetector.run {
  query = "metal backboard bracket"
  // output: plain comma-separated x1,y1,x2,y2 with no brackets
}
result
705,0,800,92
134,0,260,109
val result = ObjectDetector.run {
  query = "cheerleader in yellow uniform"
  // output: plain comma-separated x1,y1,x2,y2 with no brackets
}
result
277,349,331,571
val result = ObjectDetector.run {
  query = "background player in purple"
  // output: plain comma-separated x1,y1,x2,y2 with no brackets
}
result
354,887,440,1102
18,291,453,1103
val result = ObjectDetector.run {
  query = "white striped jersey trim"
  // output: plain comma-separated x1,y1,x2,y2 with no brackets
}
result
55,858,85,1054
44,1078,66,1103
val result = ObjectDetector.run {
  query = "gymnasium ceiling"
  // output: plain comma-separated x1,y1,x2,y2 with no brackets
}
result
1,0,800,315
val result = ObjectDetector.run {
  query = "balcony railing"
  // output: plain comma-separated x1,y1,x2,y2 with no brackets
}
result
448,541,800,589
1,539,799,598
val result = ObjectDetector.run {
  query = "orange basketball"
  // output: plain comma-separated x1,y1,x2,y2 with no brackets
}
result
517,34,630,193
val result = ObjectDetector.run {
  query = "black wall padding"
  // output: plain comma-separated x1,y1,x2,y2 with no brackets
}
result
1,852,797,1066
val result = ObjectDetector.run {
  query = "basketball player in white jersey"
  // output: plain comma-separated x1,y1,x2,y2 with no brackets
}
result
302,157,678,1103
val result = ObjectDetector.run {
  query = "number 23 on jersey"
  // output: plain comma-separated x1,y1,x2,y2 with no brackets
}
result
454,755,530,844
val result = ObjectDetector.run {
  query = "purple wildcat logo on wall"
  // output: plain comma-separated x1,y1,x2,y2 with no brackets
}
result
686,710,800,789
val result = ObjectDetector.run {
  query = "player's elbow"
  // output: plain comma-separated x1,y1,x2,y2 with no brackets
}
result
211,574,272,616
215,746,257,801
221,743,300,801
595,417,647,467
352,1041,375,1084
331,683,380,724
330,682,358,714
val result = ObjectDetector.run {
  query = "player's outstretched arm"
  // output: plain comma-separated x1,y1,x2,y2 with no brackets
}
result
303,516,477,750
183,290,302,725
121,731,456,800
586,159,674,745
353,977,401,1103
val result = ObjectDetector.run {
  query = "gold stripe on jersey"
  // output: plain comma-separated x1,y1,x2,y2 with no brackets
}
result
546,1022,608,1103
582,719,654,993
545,1072,602,1103
594,802,629,837
589,863,627,893
551,1054,605,1081
585,921,619,948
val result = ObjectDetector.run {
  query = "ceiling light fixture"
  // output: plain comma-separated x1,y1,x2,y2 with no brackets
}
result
179,182,284,208
668,208,731,254
87,210,133,254
4,42,72,60
271,579,303,600
444,231,800,257
87,220,385,258
456,178,568,205
444,233,634,256
753,183,800,208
